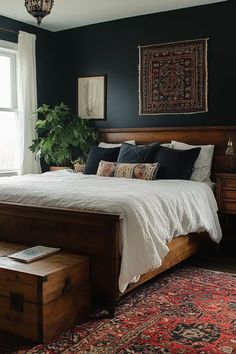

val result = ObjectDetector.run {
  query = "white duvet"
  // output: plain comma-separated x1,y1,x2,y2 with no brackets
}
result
0,170,222,292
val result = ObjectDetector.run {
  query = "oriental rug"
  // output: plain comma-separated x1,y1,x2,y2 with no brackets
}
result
1,266,235,354
139,39,208,115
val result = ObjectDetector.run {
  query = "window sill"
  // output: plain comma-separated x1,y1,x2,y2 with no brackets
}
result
0,171,17,177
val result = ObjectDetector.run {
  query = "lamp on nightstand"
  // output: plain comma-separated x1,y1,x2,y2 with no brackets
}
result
225,138,236,172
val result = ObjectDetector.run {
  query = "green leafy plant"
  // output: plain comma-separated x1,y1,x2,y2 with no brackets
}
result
30,103,97,166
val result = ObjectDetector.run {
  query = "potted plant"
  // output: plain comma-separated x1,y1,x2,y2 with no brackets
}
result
30,103,97,170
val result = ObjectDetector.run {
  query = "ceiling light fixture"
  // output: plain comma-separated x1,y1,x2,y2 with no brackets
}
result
25,0,54,26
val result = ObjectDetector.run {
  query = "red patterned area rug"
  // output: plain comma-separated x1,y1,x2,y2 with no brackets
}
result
0,266,235,354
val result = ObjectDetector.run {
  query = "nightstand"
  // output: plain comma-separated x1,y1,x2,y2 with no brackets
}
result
216,173,236,255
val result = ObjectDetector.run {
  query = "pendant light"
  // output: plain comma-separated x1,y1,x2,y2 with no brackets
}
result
25,0,54,26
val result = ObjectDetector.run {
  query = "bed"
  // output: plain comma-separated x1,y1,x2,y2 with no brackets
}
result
0,126,234,311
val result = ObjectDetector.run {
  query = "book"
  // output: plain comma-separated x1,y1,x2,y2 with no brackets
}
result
7,245,60,263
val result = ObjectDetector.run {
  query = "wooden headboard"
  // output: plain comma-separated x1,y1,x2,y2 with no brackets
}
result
100,126,236,175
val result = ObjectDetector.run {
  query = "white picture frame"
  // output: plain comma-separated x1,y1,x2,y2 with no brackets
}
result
78,75,106,120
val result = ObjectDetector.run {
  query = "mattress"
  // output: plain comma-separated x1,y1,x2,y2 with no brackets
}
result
0,170,222,292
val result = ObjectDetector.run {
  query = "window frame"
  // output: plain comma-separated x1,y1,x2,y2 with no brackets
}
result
0,40,18,175
0,40,18,111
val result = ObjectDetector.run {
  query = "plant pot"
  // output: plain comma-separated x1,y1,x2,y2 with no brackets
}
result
50,166,71,172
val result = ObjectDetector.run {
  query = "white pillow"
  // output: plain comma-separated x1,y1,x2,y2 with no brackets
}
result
171,140,214,182
161,143,172,148
99,140,135,148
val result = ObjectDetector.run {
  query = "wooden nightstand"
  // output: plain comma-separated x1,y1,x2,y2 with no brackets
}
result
216,173,236,213
216,173,236,254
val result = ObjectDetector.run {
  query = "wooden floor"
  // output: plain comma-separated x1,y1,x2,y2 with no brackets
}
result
188,254,236,274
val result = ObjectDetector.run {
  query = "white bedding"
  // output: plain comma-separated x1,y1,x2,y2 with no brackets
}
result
0,170,222,292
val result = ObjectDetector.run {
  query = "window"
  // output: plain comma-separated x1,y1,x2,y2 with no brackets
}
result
0,40,18,175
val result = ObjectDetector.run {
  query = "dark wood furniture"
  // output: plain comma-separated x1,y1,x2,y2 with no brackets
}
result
216,173,236,214
216,173,236,253
0,242,90,342
0,126,234,309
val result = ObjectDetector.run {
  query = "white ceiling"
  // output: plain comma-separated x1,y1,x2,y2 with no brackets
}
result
0,0,228,32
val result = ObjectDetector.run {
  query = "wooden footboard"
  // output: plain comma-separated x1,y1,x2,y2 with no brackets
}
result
0,201,212,305
0,202,120,304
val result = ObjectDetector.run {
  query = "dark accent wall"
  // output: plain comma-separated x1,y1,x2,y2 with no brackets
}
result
0,2,235,129
0,15,58,107
55,1,235,128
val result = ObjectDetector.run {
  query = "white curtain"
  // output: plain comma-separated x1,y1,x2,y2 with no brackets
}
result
17,31,41,175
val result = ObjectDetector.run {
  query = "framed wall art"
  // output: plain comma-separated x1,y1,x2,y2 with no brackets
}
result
78,75,106,120
139,39,208,115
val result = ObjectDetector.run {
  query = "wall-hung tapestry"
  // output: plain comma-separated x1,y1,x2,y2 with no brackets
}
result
139,39,208,115
78,75,106,120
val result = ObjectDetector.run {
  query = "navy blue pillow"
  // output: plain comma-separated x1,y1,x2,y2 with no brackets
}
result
117,142,160,163
154,146,201,180
84,146,120,174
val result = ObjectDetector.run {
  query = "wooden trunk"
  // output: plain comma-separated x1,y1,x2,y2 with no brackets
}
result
0,242,90,343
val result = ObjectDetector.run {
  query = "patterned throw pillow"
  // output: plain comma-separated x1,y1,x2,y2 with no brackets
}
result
97,160,160,180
